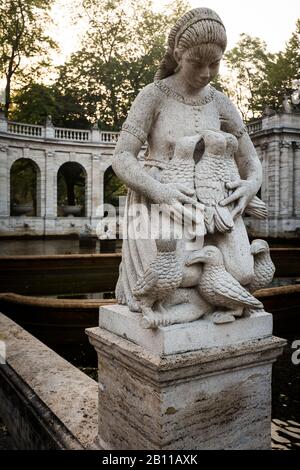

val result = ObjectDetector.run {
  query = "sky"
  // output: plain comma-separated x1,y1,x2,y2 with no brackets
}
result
0,0,298,99
186,0,299,52
49,0,300,66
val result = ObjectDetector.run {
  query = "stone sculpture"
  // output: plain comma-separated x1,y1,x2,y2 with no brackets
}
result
248,239,276,292
133,239,183,328
186,245,263,324
112,7,275,328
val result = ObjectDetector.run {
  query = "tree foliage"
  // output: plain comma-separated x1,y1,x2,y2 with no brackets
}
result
10,158,37,215
4,2,299,125
10,82,90,127
224,34,274,119
56,0,190,130
104,166,127,207
57,162,86,207
258,19,300,113
0,0,57,115
223,20,300,119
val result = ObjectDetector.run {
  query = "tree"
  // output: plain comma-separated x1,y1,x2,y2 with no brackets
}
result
0,0,57,116
222,20,300,119
257,19,300,112
104,166,127,207
10,82,90,128
58,163,85,207
56,0,190,130
223,34,274,119
10,158,38,213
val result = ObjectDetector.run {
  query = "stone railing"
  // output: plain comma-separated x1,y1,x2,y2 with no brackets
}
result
247,120,262,135
8,121,44,138
0,113,122,144
0,115,266,142
54,127,91,141
100,131,120,143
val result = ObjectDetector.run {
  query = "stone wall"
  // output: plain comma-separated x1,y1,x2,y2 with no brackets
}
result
0,131,115,236
247,112,300,239
0,313,98,449
1,111,299,238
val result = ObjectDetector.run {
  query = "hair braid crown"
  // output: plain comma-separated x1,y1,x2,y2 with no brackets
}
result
155,7,227,81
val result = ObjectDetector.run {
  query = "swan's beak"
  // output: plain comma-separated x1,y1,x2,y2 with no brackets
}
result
251,242,267,255
185,250,207,266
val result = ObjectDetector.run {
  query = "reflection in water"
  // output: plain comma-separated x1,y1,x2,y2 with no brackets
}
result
38,278,300,301
42,291,115,300
270,277,300,287
0,238,100,256
0,238,122,256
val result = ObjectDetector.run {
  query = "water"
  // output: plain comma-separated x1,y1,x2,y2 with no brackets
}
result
38,277,299,301
42,291,115,300
0,238,122,256
0,238,101,256
270,277,300,287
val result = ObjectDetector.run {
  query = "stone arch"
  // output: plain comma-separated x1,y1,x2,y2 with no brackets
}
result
10,158,41,216
57,161,87,217
104,165,127,214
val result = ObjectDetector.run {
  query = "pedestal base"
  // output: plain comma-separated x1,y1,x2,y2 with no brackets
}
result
98,304,273,355
87,306,286,450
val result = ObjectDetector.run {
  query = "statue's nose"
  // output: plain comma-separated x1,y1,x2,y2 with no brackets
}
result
199,66,210,78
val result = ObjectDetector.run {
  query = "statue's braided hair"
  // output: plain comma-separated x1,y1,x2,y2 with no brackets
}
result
155,8,227,81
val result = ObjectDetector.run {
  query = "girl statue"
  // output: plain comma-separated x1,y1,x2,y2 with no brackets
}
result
112,7,270,327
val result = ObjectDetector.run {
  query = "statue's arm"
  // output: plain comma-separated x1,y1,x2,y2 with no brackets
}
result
220,134,263,218
112,84,164,202
216,91,263,217
235,133,262,193
113,131,164,202
113,85,196,209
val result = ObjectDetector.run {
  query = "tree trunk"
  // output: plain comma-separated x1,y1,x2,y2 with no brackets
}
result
66,181,75,205
4,76,11,118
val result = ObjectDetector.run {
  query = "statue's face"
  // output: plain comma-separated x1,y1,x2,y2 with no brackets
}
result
175,44,223,90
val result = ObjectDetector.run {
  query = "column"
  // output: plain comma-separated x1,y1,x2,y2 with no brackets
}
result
294,142,300,217
256,142,269,237
259,142,269,203
279,140,291,216
45,151,56,216
0,144,9,216
265,139,281,237
91,154,103,219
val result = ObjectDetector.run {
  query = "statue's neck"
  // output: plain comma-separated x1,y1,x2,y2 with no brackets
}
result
166,74,210,100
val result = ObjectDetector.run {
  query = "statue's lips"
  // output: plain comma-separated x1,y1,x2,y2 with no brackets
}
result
194,78,209,86
193,79,210,88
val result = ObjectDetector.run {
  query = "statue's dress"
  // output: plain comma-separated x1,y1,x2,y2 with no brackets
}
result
116,80,253,311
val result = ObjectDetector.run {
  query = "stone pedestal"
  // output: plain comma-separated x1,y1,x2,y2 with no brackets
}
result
86,305,286,450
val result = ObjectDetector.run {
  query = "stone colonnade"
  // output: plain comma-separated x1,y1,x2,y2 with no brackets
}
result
246,112,300,239
0,111,299,237
0,130,117,236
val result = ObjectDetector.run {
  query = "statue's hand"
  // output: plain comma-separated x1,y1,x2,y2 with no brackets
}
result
219,179,256,219
151,182,203,227
153,182,195,205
